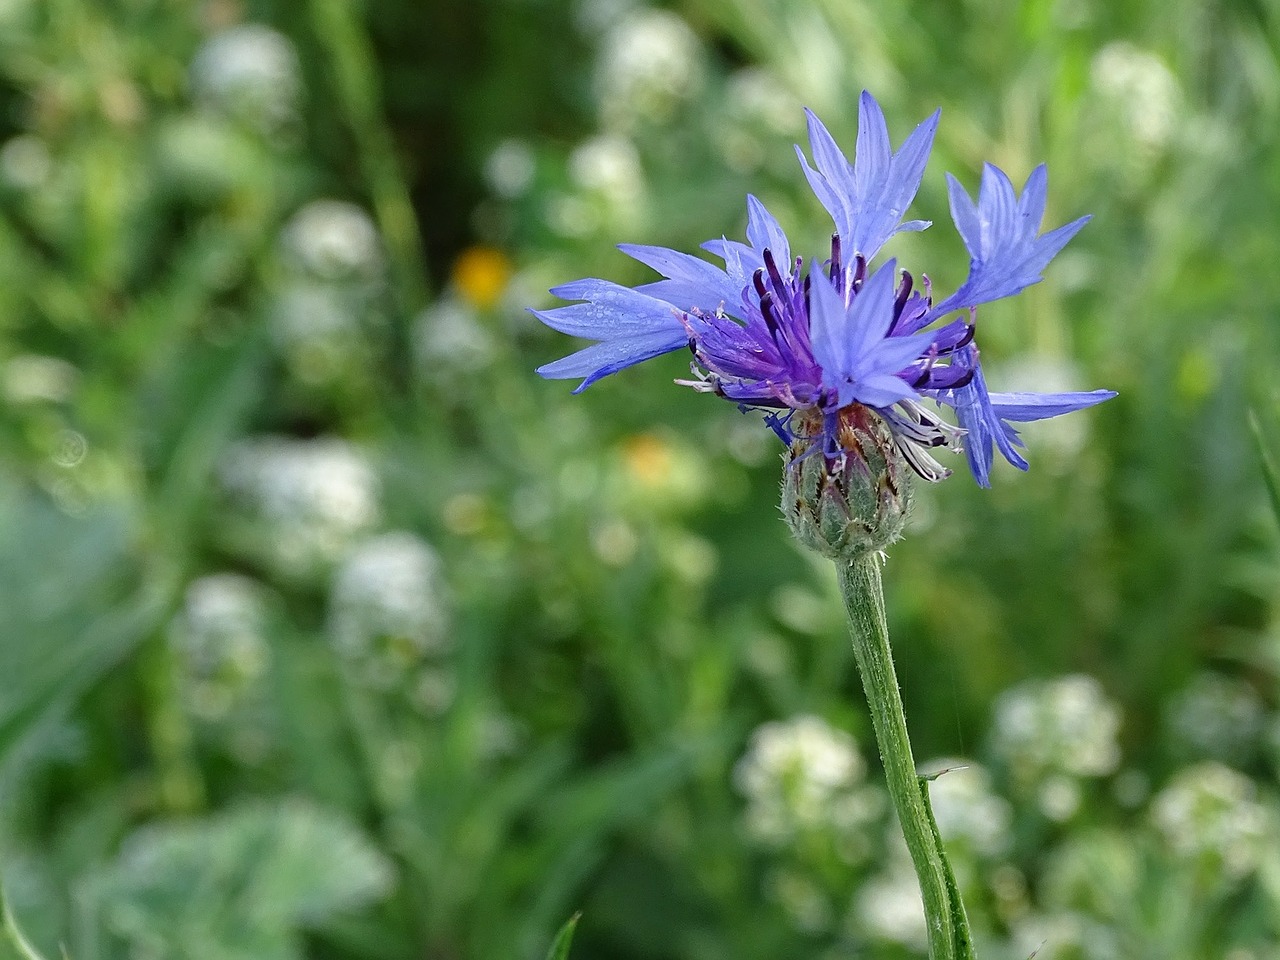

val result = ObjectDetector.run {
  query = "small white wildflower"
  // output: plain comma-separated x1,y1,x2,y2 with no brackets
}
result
572,0,639,35
734,715,873,845
1150,762,1270,882
190,24,302,132
569,135,643,202
725,69,800,135
281,200,383,284
854,862,926,949
596,10,703,129
1165,673,1265,765
3,354,79,404
992,674,1122,804
329,532,450,671
413,297,497,381
988,357,1094,463
412,666,457,715
484,139,536,198
718,68,803,174
270,283,360,343
1037,774,1084,822
923,760,1013,856
543,192,598,238
1090,42,1181,150
766,868,832,934
1010,911,1122,960
169,574,270,721
0,135,51,190
218,436,379,576
267,281,376,387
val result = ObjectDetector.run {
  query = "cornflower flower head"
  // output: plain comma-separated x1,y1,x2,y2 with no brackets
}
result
533,92,1114,488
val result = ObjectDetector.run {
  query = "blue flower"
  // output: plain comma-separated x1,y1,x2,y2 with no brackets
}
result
532,92,1115,485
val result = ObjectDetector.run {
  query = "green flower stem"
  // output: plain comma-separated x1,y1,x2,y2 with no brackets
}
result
838,553,973,960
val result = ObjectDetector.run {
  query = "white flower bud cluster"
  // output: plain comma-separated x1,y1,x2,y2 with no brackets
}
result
1086,42,1182,191
1090,42,1181,151
3,354,78,404
1150,762,1271,882
218,436,380,578
855,859,927,949
924,760,1013,857
270,200,385,385
0,135,51,191
484,139,536,199
1009,911,1122,960
733,715,879,847
190,25,302,134
991,674,1122,820
281,200,384,285
327,532,452,705
169,574,270,721
718,69,802,174
1165,673,1265,766
414,298,497,386
595,11,704,129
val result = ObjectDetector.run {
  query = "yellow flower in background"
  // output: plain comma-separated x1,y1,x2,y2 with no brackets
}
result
452,246,511,309
621,432,673,489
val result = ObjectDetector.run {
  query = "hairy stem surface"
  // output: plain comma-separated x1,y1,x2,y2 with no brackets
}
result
838,553,973,960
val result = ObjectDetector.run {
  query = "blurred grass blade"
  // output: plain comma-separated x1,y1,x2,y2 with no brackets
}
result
543,913,579,960
308,0,426,310
1249,409,1280,528
1,884,51,960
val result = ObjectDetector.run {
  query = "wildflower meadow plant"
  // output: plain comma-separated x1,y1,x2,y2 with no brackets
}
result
533,91,1115,960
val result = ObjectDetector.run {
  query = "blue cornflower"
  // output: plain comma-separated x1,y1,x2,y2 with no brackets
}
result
532,91,1115,486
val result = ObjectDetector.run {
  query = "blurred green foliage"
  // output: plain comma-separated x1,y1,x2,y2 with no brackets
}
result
0,0,1277,958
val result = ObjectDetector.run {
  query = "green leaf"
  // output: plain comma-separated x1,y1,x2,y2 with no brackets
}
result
87,799,394,960
542,913,580,960
0,480,161,774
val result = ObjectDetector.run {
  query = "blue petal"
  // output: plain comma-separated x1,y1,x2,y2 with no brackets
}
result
843,258,899,364
798,111,853,237
534,281,685,338
850,372,918,409
531,277,692,391
745,195,791,270
795,95,939,263
857,328,937,379
929,163,1090,318
807,266,852,382
701,237,758,291
939,349,1114,485
536,329,691,393
618,243,742,313
810,260,921,407
847,93,939,260
988,389,1117,421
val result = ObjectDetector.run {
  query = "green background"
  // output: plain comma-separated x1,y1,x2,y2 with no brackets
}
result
0,0,1278,958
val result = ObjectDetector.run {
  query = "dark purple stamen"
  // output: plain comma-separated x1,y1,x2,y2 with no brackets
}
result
763,248,788,302
851,254,867,291
937,323,976,354
893,270,913,318
758,290,781,337
752,267,769,301
829,233,843,283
